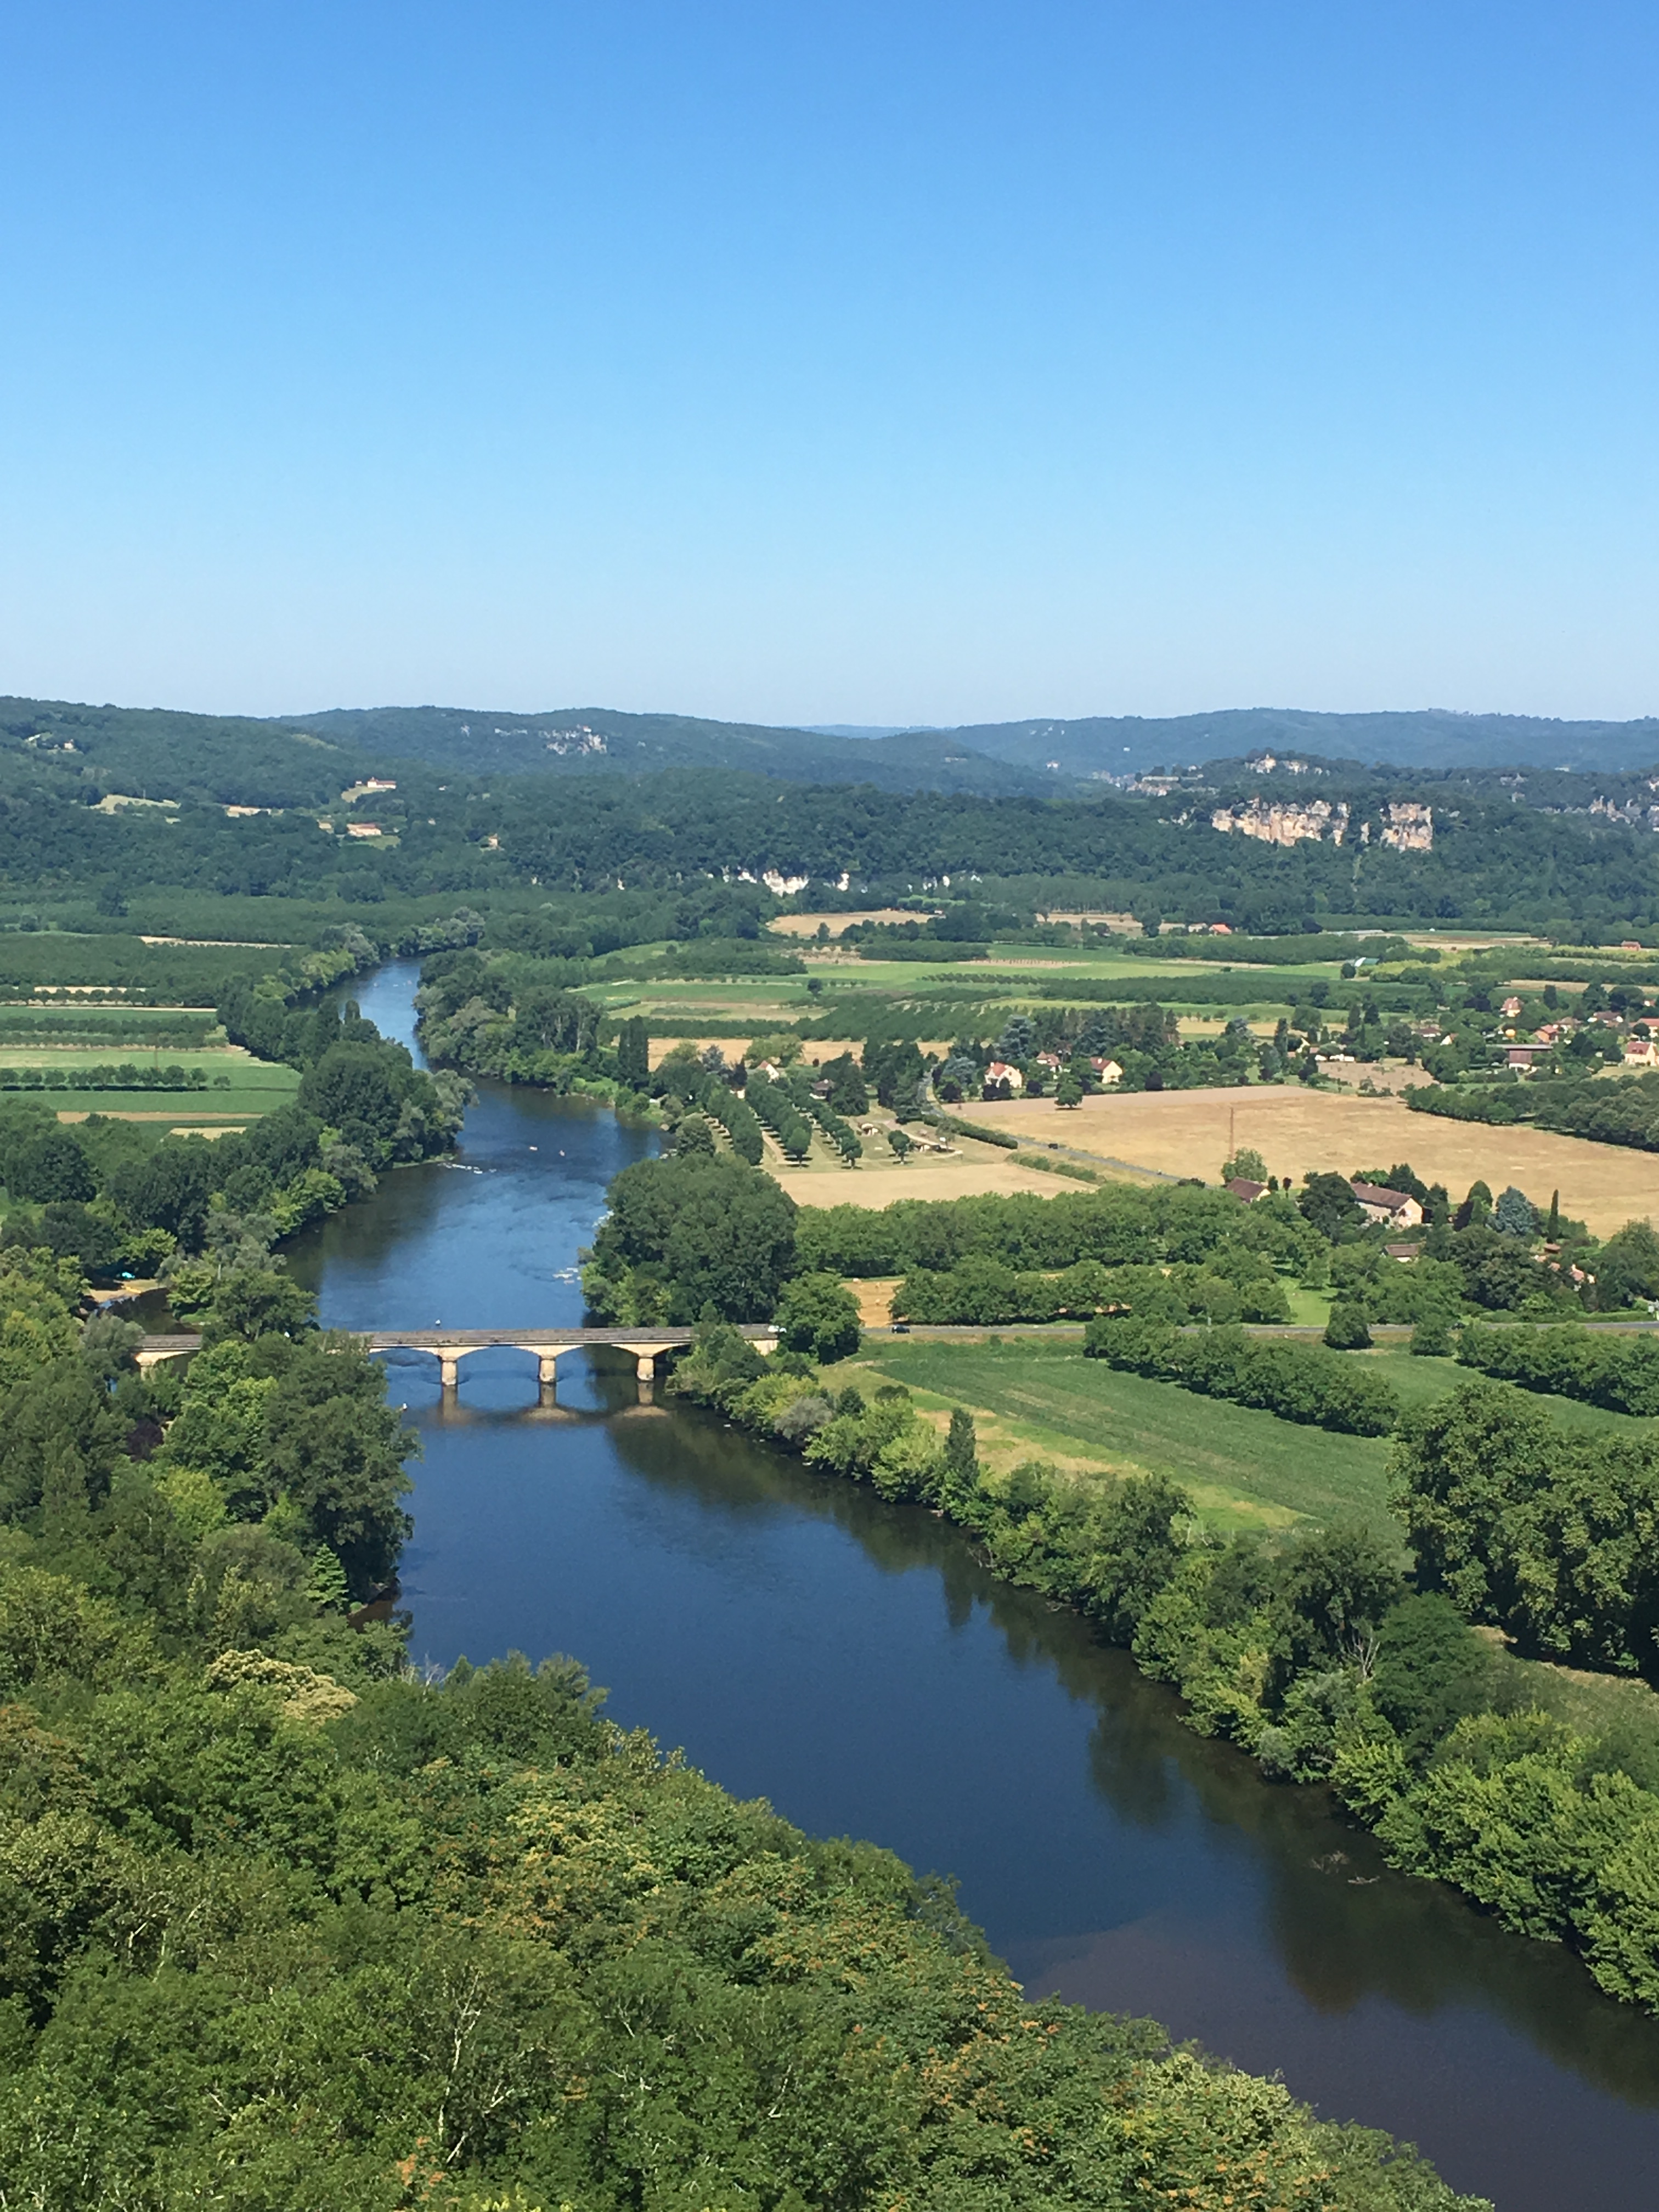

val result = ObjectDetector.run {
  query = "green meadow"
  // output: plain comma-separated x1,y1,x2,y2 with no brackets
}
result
851,1335,1649,1539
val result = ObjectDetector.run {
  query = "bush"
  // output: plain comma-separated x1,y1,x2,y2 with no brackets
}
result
1324,1301,1374,1350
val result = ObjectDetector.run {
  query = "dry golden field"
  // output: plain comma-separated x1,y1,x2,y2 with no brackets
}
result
768,909,920,936
771,1148,1070,1207
962,1087,1659,1238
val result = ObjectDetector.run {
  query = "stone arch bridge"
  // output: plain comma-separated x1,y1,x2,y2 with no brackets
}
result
137,1325,778,1401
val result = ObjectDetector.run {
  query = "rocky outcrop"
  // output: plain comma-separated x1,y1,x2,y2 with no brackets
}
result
1210,798,1350,847
1379,801,1433,852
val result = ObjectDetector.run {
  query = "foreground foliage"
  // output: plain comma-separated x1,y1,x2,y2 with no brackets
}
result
0,1280,1484,2207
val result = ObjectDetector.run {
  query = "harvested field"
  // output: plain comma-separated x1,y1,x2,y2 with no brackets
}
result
846,1277,900,1325
769,909,919,936
963,1086,1659,1237
772,1148,1069,1207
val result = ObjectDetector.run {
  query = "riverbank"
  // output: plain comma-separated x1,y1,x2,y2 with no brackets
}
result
665,1323,1659,2031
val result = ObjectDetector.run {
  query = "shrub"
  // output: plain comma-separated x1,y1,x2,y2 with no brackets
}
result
1324,1301,1374,1350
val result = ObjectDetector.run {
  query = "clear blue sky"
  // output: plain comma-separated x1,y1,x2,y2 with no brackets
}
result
3,2,1656,726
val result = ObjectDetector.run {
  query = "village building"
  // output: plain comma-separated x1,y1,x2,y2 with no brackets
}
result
1349,1181,1425,1228
984,1060,1025,1093
1226,1177,1268,1203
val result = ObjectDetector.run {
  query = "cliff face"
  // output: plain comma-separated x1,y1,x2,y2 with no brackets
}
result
1209,796,1434,852
1210,798,1350,847
1380,800,1433,852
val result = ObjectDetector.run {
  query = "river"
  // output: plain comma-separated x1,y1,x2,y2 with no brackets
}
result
287,963,1659,2210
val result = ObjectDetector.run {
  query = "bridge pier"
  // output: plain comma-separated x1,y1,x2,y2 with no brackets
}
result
618,1341,673,1403
521,1344,569,1404
410,1346,466,1391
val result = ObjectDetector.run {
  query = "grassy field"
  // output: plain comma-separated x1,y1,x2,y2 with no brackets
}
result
1361,1349,1635,1435
847,1335,1398,1535
0,1046,302,1123
964,1086,1659,1238
847,1336,1647,1539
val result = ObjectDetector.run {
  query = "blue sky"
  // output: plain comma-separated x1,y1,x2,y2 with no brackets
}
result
2,2,1656,725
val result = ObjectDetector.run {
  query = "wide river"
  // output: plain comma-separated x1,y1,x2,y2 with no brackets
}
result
288,964,1659,2210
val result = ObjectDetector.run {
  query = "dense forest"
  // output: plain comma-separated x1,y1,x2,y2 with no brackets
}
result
7,689,1659,933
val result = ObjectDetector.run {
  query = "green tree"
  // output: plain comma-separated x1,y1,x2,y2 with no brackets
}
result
1387,1381,1552,1620
199,1268,319,1345
10,1128,97,1204
616,1015,650,1091
673,1113,715,1156
1085,1472,1190,1643
1221,1146,1268,1183
1324,1301,1373,1350
774,1272,862,1362
1299,1172,1365,1240
297,1043,403,1148
588,1154,799,1323
306,1543,352,1613
261,1339,415,1595
1371,1594,1494,1762
1493,1186,1537,1239
1453,1178,1493,1231
1410,1313,1454,1357
943,1407,979,1495
823,1053,869,1114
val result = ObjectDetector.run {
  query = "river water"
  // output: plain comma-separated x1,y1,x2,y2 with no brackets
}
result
287,964,1659,2210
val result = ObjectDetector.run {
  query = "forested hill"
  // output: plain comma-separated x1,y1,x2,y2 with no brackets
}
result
0,695,365,810
940,707,1659,776
0,696,1049,802
8,692,1659,802
295,703,1054,793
